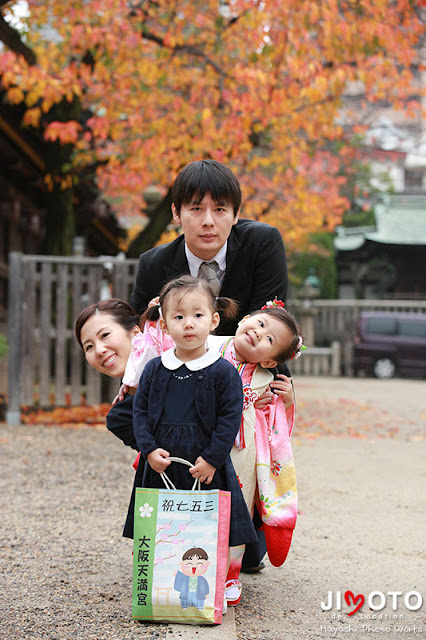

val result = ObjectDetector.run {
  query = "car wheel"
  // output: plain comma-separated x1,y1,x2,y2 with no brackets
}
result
373,357,396,379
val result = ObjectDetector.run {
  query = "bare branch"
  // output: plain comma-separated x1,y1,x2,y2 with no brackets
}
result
0,13,36,65
142,30,227,78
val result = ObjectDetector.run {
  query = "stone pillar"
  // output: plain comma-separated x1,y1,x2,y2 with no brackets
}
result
297,284,319,347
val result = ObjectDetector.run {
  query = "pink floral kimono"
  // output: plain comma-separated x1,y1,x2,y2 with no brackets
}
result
123,320,175,387
208,336,297,571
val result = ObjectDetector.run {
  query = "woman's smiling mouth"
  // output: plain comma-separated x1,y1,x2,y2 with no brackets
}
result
102,354,117,368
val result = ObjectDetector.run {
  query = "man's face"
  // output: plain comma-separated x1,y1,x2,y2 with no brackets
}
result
172,192,239,261
180,556,210,577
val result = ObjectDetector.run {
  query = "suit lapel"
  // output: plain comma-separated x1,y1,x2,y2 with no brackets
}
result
222,228,241,291
164,237,189,279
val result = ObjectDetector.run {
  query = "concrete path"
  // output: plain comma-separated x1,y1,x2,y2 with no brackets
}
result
1,376,425,640
168,610,236,639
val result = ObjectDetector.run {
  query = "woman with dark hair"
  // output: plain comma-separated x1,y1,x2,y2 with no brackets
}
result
75,298,142,449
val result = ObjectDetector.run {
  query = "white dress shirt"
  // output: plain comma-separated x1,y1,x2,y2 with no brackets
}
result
185,242,227,284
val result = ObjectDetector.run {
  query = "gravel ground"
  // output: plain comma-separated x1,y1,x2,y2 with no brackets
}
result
1,376,425,640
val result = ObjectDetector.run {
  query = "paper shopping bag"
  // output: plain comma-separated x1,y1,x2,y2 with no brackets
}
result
132,472,231,624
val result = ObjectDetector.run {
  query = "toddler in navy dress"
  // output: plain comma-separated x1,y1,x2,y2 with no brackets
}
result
124,275,257,549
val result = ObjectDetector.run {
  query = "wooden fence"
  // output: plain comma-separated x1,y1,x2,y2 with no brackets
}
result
6,252,426,423
7,253,139,424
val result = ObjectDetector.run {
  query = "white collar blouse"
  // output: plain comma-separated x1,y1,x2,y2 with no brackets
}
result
161,347,221,371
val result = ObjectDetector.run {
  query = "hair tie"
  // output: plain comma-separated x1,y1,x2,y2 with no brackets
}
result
261,298,285,310
157,302,162,319
290,336,307,360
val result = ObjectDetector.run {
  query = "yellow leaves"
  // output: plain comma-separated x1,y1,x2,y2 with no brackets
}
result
163,33,177,48
6,86,25,104
23,107,42,128
0,0,421,247
44,172,74,192
201,108,212,123
26,88,44,108
1,69,18,89
44,173,54,192
313,74,328,96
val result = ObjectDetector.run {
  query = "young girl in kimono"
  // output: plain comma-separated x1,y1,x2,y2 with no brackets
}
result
208,300,304,606
126,275,258,555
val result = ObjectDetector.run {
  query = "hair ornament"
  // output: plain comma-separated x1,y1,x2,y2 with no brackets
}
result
157,302,162,319
261,298,285,310
290,336,307,360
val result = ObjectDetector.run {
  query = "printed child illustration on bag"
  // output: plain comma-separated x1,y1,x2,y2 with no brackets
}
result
174,547,210,610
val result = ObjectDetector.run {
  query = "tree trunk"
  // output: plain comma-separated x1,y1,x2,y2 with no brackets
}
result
127,187,173,258
41,96,82,255
42,186,75,255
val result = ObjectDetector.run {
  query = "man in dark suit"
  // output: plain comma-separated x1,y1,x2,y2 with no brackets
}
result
130,160,288,335
130,160,289,572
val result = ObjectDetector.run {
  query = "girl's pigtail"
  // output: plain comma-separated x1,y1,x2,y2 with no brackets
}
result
214,296,239,320
140,304,161,326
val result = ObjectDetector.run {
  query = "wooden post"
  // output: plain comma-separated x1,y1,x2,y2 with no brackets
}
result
6,252,22,425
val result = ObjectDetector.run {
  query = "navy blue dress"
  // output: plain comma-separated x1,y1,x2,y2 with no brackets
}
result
124,351,258,547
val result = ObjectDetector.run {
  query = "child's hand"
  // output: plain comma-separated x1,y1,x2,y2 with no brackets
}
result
148,296,160,307
189,457,216,484
112,383,137,404
147,448,171,473
254,389,274,409
112,383,128,404
270,374,294,410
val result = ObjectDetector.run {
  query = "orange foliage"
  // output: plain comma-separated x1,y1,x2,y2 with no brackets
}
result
21,403,111,427
0,0,424,251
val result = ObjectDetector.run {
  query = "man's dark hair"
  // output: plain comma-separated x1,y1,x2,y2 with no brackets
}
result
172,160,241,217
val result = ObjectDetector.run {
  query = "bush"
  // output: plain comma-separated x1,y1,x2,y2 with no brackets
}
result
0,333,8,361
290,232,337,299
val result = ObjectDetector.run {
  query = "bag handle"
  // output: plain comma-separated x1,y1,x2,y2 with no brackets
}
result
160,456,200,491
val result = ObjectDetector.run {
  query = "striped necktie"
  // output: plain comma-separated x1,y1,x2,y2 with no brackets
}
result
199,261,221,295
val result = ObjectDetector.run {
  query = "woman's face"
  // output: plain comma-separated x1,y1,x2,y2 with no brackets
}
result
80,312,138,378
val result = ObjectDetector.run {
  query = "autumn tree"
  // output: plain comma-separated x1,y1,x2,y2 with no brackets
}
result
0,0,424,255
